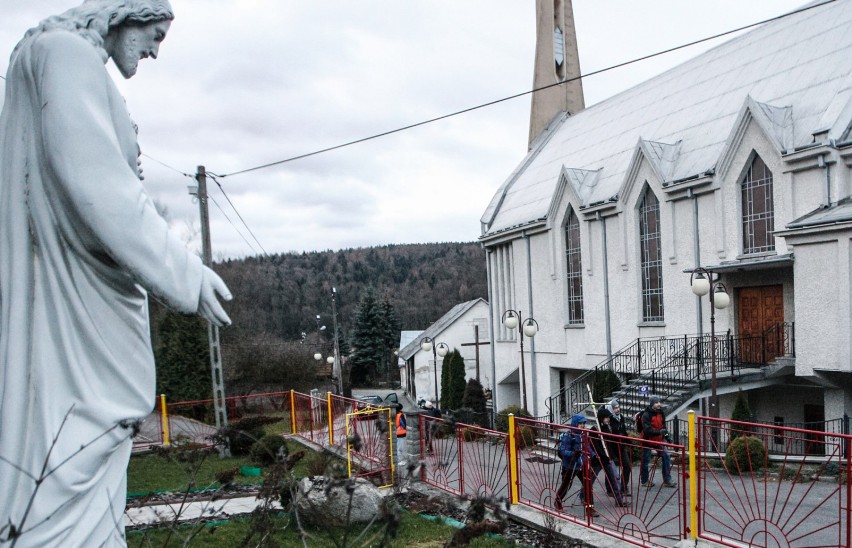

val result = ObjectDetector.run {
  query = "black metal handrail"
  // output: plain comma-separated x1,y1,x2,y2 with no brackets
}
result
545,322,796,423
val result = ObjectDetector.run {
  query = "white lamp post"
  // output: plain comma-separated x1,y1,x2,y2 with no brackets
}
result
420,336,448,404
690,267,730,418
502,310,538,412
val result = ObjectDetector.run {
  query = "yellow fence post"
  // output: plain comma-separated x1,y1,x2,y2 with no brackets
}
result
688,410,698,540
389,408,396,478
290,389,297,434
160,394,170,447
508,413,519,504
327,391,334,446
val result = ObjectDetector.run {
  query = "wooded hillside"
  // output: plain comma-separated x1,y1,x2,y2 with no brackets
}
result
214,241,488,344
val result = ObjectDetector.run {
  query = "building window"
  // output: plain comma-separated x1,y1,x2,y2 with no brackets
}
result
639,187,664,322
565,209,583,324
741,154,775,254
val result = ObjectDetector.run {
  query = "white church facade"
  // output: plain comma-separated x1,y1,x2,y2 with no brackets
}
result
481,0,852,429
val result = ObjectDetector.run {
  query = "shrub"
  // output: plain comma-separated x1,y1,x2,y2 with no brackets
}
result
225,415,281,456
592,369,621,404
250,434,288,466
725,435,767,474
462,379,488,427
729,390,753,440
495,406,532,433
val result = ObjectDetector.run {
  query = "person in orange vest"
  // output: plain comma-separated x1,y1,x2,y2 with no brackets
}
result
394,403,407,466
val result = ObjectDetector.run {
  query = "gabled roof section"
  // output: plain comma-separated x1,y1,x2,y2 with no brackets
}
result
482,0,852,238
620,139,682,201
641,139,682,183
545,167,600,221
397,298,488,360
717,96,793,179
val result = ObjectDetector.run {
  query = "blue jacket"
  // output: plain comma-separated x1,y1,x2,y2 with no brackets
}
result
559,414,590,470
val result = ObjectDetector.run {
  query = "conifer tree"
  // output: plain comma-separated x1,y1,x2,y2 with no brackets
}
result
349,288,381,384
154,311,211,402
440,349,466,410
730,389,753,440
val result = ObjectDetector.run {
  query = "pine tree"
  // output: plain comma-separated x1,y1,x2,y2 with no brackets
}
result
154,310,211,402
378,295,400,382
349,288,382,384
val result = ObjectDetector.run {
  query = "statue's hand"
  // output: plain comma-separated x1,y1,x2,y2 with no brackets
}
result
198,266,232,326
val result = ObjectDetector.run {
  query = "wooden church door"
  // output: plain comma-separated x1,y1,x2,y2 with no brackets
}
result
737,285,784,364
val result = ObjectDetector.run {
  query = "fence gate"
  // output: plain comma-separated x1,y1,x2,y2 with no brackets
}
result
346,407,394,488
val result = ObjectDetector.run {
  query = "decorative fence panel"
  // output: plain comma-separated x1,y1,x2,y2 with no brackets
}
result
346,407,394,488
420,414,462,495
697,417,852,548
454,424,510,500
513,417,687,547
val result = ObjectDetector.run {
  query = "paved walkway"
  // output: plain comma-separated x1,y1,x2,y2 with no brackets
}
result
125,496,280,527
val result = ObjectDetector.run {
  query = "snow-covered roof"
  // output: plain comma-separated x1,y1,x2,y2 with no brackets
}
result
482,0,852,236
397,298,487,360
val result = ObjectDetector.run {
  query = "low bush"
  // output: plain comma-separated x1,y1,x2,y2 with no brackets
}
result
250,434,288,466
725,435,767,474
494,406,532,433
224,415,281,456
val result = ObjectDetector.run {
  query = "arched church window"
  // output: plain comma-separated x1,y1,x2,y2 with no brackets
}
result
565,208,583,324
639,187,664,322
741,154,775,254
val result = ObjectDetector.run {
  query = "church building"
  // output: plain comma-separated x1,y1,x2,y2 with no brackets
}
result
481,0,852,431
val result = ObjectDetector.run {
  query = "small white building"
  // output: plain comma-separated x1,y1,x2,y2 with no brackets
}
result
398,298,492,405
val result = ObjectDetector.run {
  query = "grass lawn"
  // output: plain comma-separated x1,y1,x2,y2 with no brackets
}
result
127,438,313,495
127,511,516,547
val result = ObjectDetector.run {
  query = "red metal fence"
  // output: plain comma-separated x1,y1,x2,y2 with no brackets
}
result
133,393,852,548
697,417,852,548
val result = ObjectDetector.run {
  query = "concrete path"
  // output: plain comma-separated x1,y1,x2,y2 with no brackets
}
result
125,495,279,527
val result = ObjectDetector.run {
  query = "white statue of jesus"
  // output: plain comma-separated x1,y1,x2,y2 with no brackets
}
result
0,1,231,545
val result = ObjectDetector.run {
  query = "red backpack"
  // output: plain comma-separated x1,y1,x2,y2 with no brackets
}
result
634,411,644,435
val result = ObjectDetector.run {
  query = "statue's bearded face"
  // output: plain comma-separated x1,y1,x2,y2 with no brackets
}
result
107,19,171,78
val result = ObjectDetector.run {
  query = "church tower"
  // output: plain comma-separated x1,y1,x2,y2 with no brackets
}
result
528,0,584,148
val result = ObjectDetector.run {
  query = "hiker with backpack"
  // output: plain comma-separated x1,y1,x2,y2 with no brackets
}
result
593,408,630,506
638,396,677,488
554,414,594,513
608,400,632,496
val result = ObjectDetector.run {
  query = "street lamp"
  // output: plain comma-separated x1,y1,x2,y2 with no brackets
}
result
690,267,730,418
502,310,538,412
420,337,449,404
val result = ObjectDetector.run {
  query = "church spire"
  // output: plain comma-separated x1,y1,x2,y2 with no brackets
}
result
529,0,584,149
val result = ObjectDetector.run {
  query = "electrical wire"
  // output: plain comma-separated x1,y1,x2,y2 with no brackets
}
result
141,153,193,178
218,0,835,179
208,173,269,256
208,194,260,256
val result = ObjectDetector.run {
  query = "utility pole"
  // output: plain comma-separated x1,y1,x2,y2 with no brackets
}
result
192,165,229,455
332,287,342,395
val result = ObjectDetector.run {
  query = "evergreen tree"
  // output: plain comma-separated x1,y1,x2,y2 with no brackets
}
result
730,390,753,440
462,378,488,427
462,378,487,414
441,349,466,410
154,311,211,402
349,288,382,384
440,352,451,407
378,295,400,382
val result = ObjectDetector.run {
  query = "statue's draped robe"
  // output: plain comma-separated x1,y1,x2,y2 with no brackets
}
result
0,30,203,546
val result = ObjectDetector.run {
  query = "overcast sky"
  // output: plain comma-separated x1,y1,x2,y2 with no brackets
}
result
1,1,807,259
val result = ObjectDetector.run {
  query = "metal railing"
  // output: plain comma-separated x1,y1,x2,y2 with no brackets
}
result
547,323,796,423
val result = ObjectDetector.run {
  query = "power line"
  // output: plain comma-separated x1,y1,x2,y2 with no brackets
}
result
208,193,260,256
218,0,835,179
208,173,269,256
141,153,193,178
